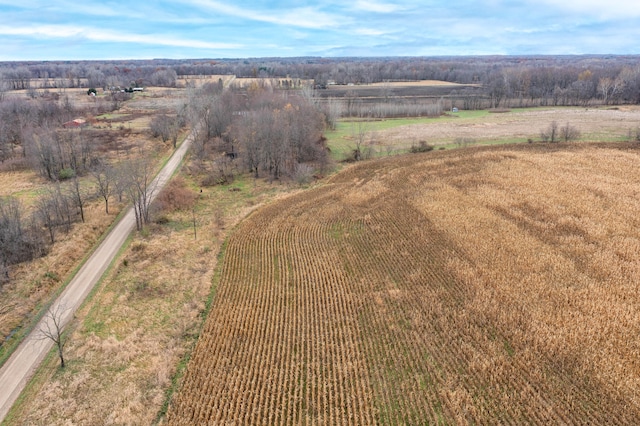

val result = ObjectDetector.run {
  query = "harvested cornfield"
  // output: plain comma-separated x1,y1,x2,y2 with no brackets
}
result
168,143,640,424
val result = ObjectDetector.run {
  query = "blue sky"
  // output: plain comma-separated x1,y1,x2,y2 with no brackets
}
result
0,0,639,60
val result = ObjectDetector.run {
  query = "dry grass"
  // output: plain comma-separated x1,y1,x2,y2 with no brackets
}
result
0,88,181,366
0,202,124,357
368,80,478,87
4,173,300,425
168,143,640,424
380,107,640,146
7,221,213,425
0,169,43,200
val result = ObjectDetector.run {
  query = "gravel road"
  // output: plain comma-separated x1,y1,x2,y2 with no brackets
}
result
0,131,193,422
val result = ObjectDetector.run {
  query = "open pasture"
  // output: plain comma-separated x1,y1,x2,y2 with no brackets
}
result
169,142,640,424
380,106,640,145
326,106,640,159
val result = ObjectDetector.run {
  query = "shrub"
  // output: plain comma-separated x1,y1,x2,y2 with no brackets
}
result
560,123,581,142
541,121,559,143
410,141,434,153
153,177,197,213
292,163,315,185
58,168,76,180
454,138,476,148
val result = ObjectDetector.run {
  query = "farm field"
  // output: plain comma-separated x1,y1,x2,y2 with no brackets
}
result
320,79,480,99
168,142,640,424
326,106,640,159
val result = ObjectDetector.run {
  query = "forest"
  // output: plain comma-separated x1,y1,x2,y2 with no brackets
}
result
3,55,640,103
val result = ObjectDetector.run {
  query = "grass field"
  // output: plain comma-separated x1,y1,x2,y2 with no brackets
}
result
325,107,640,160
168,142,640,424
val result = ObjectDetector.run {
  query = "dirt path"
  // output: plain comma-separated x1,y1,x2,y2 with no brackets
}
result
0,132,193,422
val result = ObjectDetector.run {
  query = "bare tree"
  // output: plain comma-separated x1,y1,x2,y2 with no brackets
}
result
37,303,70,368
150,68,178,87
323,98,343,130
0,197,24,283
0,77,7,102
150,114,181,148
150,114,172,144
541,121,559,143
35,190,58,244
230,112,262,178
0,196,47,282
188,87,234,143
36,184,78,243
560,122,581,142
91,164,115,214
351,119,370,161
69,176,86,223
124,158,157,230
598,77,615,105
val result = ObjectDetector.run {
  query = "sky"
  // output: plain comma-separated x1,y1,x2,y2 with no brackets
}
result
0,0,639,61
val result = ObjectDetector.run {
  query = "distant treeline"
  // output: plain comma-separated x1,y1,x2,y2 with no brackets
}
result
2,56,640,106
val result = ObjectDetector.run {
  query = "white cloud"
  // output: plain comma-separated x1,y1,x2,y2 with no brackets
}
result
0,25,242,49
352,0,403,13
182,0,347,29
354,28,390,36
534,0,640,19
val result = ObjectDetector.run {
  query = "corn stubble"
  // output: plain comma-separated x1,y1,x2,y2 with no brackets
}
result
168,143,640,424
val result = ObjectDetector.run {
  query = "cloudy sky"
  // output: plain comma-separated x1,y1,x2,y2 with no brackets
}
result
1,0,639,60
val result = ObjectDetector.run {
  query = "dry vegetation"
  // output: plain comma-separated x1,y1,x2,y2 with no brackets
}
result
168,142,640,424
379,106,640,146
0,88,181,368
4,73,640,423
3,172,301,425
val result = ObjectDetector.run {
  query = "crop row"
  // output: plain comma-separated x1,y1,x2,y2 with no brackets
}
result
169,144,640,424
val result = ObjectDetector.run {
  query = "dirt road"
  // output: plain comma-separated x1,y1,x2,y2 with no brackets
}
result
0,132,193,422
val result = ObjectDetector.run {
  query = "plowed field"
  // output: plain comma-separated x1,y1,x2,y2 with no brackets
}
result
168,143,640,424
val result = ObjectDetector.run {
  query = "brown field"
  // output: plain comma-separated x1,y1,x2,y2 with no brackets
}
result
381,106,640,145
168,142,640,424
322,80,478,100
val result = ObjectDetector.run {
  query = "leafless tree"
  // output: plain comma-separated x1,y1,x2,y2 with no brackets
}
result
37,303,70,368
35,190,58,244
69,175,86,223
351,119,370,161
541,121,559,143
150,68,178,87
150,114,181,148
560,122,581,142
0,197,46,282
112,162,129,203
109,91,131,111
0,77,8,102
86,69,105,89
188,85,234,143
322,98,343,130
124,158,157,230
91,163,115,214
0,197,24,282
35,184,78,243
229,111,262,178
